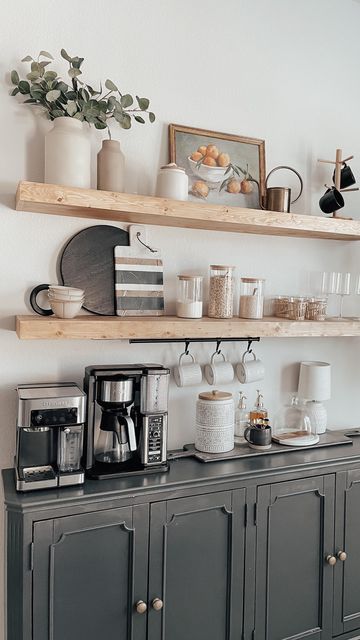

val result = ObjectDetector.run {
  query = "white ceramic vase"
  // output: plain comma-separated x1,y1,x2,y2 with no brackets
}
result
97,139,125,192
45,117,91,188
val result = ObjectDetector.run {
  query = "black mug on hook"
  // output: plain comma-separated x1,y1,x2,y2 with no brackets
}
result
332,163,356,190
319,187,344,215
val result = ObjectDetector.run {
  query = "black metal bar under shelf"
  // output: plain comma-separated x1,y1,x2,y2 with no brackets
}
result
129,337,260,345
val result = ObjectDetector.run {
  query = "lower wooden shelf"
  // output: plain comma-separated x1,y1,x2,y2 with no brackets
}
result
15,315,360,340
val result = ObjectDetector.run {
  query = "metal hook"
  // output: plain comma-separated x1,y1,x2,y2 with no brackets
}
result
247,339,253,354
136,231,158,254
184,340,190,355
216,339,222,355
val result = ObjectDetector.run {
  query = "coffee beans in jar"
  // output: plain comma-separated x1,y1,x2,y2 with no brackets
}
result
208,265,235,318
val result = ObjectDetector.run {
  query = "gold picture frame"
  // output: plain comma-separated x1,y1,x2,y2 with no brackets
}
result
169,123,266,208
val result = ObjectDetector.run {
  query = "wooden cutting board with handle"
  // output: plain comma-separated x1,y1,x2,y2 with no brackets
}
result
114,225,164,316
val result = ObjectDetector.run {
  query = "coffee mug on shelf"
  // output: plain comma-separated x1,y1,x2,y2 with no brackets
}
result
30,283,84,318
332,163,356,190
236,349,265,384
319,187,344,214
244,424,272,450
204,350,234,386
173,351,203,387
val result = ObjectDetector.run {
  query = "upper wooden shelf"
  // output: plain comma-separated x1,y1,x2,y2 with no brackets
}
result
15,181,360,241
16,315,360,340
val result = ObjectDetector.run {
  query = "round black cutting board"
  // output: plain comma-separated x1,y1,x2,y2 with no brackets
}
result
60,225,129,316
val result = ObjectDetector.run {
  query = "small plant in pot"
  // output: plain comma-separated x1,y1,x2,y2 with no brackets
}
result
10,49,155,190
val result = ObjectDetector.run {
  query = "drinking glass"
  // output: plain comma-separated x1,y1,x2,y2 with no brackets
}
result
336,272,351,318
320,271,340,317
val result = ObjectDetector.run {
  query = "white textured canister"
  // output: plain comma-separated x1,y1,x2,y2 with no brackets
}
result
156,163,188,200
195,390,234,453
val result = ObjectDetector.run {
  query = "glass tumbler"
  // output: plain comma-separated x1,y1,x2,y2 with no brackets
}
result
58,425,84,472
176,275,203,318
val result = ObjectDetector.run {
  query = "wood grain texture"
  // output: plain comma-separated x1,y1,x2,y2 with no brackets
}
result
15,315,360,340
15,181,360,241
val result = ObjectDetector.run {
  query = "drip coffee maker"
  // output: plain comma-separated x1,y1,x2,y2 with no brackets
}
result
95,377,137,464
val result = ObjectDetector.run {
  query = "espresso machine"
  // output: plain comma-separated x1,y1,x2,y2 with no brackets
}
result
15,382,86,491
84,364,170,479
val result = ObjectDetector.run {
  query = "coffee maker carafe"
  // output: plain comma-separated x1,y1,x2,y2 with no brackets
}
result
15,382,86,491
84,365,170,479
95,377,137,464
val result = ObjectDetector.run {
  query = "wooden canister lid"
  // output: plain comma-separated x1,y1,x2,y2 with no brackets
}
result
198,390,233,401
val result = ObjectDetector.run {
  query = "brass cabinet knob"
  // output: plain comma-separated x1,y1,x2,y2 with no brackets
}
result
326,554,337,566
135,600,147,614
152,598,164,611
337,550,347,562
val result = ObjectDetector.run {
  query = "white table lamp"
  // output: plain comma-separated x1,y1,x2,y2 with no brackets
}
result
297,361,331,434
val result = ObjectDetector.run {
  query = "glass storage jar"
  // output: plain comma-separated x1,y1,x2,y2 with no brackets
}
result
176,275,203,318
239,277,265,319
273,396,319,446
305,297,327,321
208,265,235,318
274,295,290,318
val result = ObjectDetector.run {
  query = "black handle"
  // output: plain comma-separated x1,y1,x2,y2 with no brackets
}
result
29,284,53,316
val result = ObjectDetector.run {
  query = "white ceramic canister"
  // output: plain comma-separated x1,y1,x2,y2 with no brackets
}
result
45,117,91,188
156,163,188,200
195,390,234,453
97,139,125,192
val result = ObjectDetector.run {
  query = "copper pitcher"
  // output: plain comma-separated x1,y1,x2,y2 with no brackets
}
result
252,165,303,213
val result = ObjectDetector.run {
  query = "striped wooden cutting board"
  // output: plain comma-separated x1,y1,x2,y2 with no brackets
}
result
114,226,164,316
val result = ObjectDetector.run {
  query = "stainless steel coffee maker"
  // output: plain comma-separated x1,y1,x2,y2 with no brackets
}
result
84,365,170,479
15,382,86,491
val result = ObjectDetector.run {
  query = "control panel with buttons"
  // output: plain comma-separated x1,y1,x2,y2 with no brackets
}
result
30,407,78,427
146,415,166,464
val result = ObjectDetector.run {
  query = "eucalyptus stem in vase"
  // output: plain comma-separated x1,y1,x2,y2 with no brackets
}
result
9,49,155,189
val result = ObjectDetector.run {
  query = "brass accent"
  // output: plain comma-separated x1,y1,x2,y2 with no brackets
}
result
337,550,347,562
326,554,337,566
135,600,147,614
152,598,164,611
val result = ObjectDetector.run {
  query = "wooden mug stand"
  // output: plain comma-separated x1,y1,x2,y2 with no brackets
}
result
318,148,358,220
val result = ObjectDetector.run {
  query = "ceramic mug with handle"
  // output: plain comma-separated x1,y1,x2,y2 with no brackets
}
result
236,349,265,384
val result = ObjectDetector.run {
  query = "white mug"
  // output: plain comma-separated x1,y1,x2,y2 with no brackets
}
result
236,350,265,384
174,352,203,387
204,351,234,386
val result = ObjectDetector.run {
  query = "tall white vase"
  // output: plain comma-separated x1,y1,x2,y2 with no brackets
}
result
45,117,91,188
97,139,125,192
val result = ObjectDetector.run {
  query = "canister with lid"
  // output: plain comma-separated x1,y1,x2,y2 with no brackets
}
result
195,390,234,453
239,277,265,319
208,265,235,318
155,163,188,200
176,275,203,318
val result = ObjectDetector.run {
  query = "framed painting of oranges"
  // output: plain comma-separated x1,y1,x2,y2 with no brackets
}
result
169,123,265,208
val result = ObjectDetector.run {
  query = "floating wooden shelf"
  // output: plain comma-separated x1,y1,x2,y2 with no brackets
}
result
15,315,360,340
15,181,360,241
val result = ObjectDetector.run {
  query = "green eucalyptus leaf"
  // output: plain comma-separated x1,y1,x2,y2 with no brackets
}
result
61,48,72,62
73,112,84,121
46,89,61,102
44,71,57,82
30,85,44,99
39,50,54,60
31,61,41,73
23,98,38,104
39,60,52,69
105,79,118,92
18,80,30,94
27,71,40,81
136,96,150,111
114,111,131,129
134,115,145,124
120,94,133,108
95,121,107,129
80,88,89,102
68,67,81,79
98,100,108,113
149,112,156,123
57,81,69,93
72,57,84,69
11,87,19,96
11,70,19,85
50,109,64,118
66,100,77,116
107,95,117,109
66,90,77,100
21,55,33,62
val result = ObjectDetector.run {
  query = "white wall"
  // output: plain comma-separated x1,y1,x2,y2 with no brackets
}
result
1,0,360,636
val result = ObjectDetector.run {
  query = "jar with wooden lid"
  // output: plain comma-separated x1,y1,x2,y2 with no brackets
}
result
176,275,203,318
239,277,265,319
208,265,235,318
195,390,234,453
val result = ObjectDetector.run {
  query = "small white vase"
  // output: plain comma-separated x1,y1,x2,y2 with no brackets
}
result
45,117,91,188
97,139,125,192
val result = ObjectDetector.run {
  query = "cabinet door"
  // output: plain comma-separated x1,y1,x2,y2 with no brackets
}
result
333,469,360,636
32,504,149,640
255,475,335,640
148,490,246,640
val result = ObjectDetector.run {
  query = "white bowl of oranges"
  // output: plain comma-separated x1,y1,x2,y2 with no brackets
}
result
188,144,231,183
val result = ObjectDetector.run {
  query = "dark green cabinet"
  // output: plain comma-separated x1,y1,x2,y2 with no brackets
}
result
254,476,335,640
148,490,246,640
32,505,149,640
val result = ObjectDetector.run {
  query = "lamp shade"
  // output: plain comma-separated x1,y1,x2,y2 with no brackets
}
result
297,361,331,401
